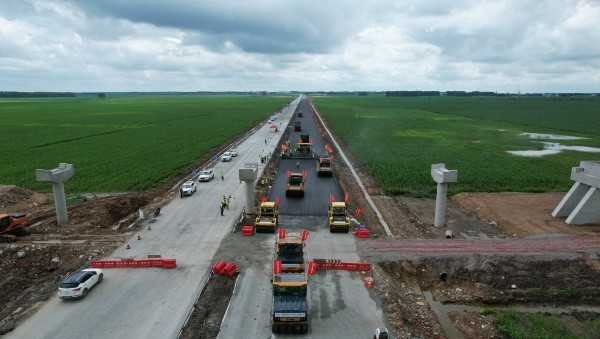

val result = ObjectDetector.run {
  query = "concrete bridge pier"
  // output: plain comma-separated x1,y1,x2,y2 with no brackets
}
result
239,163,258,216
431,163,458,227
552,161,600,224
35,163,74,225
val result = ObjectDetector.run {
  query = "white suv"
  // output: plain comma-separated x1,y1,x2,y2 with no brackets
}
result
221,152,233,162
180,181,197,196
58,268,103,299
198,169,215,182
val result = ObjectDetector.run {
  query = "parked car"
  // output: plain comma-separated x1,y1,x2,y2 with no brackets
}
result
373,327,389,339
229,148,238,157
221,152,233,162
58,268,103,299
180,181,196,197
198,169,215,182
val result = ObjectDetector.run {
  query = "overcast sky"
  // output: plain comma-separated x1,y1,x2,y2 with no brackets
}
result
1,0,598,93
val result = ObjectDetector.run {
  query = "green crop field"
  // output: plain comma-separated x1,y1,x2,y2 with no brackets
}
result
313,96,600,197
0,95,291,192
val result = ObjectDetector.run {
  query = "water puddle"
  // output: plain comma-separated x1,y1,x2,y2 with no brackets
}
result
521,132,587,140
507,133,600,157
423,291,600,339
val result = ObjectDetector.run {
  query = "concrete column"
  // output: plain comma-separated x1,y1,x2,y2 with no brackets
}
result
51,182,67,224
431,163,458,228
239,163,258,216
244,181,255,216
35,163,74,225
434,182,448,228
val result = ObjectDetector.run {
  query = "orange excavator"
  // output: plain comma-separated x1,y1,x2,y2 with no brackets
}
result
0,212,31,242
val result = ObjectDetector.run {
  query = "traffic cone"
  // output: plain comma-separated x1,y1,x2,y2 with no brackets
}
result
137,234,141,240
126,243,131,249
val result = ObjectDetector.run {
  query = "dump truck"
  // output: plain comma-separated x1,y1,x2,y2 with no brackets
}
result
328,201,350,233
317,157,333,177
271,265,309,334
255,201,279,233
276,229,308,272
286,171,305,197
0,212,31,242
294,120,301,131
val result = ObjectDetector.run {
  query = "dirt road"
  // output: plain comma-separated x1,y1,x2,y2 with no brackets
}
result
358,235,600,260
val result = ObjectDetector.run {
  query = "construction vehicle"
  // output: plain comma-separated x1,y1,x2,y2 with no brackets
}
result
271,262,309,334
317,157,333,177
276,228,308,272
285,170,306,197
328,201,350,233
295,133,313,157
294,120,301,131
255,201,279,233
0,212,31,242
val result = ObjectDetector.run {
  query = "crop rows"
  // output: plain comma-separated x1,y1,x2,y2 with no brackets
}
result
313,96,600,197
0,95,291,192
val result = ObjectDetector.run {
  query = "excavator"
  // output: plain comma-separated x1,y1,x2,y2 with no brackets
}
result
0,212,31,242
255,200,279,233
276,228,309,273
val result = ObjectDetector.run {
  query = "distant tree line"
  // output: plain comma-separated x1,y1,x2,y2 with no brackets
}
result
0,91,75,98
385,90,507,97
386,91,440,97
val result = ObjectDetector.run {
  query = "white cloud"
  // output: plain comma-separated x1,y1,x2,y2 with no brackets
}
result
0,0,598,92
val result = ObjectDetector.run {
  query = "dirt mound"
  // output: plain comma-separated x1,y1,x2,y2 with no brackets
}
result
0,185,34,209
451,192,600,237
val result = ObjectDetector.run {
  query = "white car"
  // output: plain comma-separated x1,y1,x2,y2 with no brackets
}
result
180,181,197,196
221,152,233,162
58,268,103,299
198,169,215,182
229,149,238,157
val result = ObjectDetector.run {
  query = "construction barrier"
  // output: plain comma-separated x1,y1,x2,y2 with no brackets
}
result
212,260,227,274
355,228,370,238
212,261,239,276
241,225,254,236
91,258,177,269
311,259,371,271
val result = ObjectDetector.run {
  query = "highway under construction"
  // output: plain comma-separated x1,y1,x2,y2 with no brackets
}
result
4,95,600,339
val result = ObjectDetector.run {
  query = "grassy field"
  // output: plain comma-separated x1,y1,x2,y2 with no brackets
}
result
312,96,600,196
0,95,291,192
495,309,600,338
